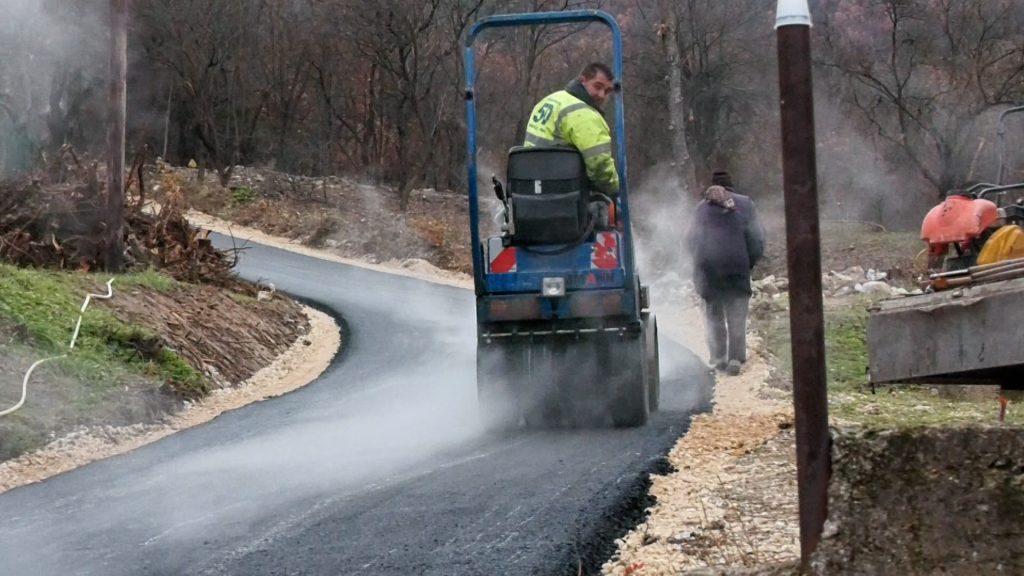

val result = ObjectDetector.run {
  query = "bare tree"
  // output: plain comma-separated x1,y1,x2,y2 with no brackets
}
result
623,0,773,188
656,3,696,193
500,0,599,144
11,0,1019,235
253,0,315,173
136,0,268,181
819,0,1024,198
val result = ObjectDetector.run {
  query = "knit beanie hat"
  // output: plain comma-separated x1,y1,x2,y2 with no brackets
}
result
711,170,733,188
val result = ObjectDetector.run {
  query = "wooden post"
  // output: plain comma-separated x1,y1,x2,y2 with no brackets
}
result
105,0,128,272
775,0,829,570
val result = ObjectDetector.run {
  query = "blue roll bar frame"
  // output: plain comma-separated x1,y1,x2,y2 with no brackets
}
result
464,10,634,296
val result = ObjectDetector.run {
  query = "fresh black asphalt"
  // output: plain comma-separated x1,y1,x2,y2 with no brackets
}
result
0,239,711,575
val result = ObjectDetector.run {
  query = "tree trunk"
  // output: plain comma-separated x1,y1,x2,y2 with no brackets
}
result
162,83,172,159
105,0,127,273
513,34,540,146
662,18,697,194
396,104,410,211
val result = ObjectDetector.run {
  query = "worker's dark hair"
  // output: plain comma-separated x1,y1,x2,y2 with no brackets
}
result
580,62,614,81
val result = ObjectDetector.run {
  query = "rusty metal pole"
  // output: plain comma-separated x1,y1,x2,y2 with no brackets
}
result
105,0,128,273
776,0,829,570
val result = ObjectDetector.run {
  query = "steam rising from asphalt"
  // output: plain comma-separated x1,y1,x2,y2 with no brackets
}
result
1,269,487,574
11,140,704,573
632,162,694,287
1,186,716,576
627,163,717,414
812,97,937,229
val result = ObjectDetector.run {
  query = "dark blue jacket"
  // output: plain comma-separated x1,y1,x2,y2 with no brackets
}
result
686,192,765,298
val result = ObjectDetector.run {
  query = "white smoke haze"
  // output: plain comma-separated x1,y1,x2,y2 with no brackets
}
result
173,358,480,495
9,383,485,573
631,161,692,288
1,266,488,574
1002,110,1024,183
812,94,938,230
0,0,106,175
957,105,1024,188
628,163,711,376
0,0,50,168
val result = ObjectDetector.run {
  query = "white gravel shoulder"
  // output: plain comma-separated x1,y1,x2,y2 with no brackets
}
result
186,210,473,289
604,301,799,574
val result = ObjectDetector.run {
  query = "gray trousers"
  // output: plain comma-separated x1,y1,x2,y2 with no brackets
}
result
703,295,749,364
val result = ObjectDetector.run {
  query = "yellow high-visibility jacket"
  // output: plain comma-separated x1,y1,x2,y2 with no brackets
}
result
524,89,620,195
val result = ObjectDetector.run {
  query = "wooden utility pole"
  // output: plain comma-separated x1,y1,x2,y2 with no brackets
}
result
776,0,829,569
105,0,128,272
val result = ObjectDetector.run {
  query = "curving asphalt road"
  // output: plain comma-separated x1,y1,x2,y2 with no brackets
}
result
0,239,711,576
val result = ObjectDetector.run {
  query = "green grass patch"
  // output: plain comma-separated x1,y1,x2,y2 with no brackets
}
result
753,295,1020,428
112,267,178,292
0,263,204,397
227,291,257,305
230,185,257,206
824,302,871,391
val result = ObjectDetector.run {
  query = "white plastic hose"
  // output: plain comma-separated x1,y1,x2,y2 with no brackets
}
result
0,279,114,417
70,279,115,350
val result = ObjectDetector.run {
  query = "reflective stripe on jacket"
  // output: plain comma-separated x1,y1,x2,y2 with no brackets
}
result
524,90,620,195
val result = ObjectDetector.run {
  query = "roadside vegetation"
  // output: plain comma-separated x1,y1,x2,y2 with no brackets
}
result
0,265,192,460
0,261,312,463
0,264,203,396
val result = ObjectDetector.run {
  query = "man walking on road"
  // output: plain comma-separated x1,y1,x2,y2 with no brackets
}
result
687,170,765,375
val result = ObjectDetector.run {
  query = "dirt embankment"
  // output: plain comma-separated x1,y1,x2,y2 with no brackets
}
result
0,274,309,451
101,282,308,388
813,427,1024,575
